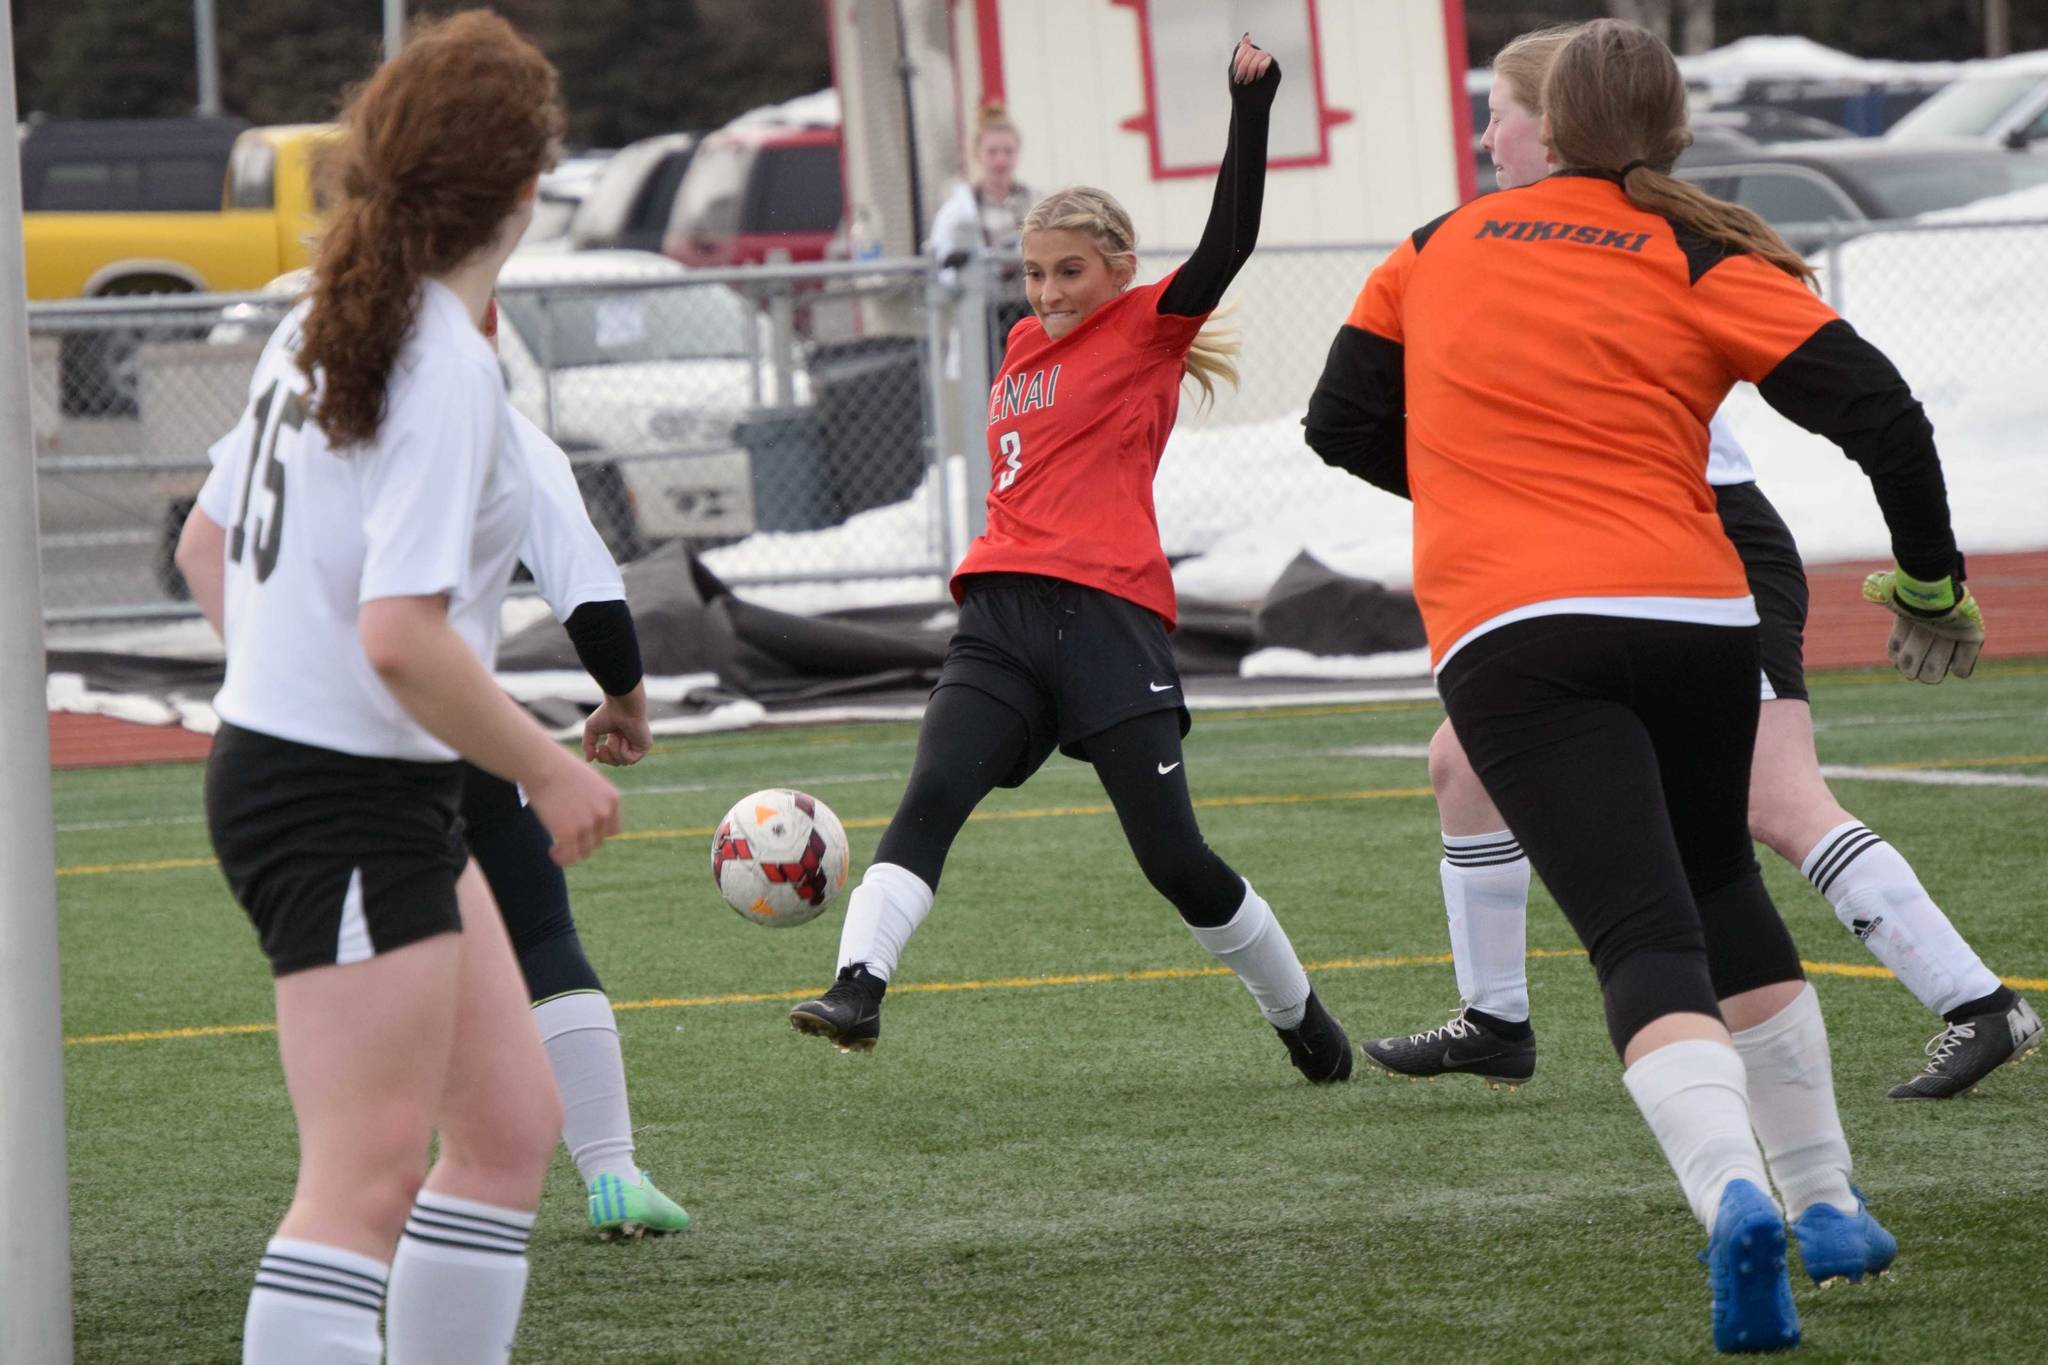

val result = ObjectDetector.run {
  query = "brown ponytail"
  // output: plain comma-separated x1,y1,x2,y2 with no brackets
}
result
298,10,564,448
1544,19,1816,286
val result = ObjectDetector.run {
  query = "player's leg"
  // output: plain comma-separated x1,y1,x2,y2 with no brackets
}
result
248,935,460,1365
385,862,563,1365
1081,710,1350,1083
461,765,686,1236
1633,632,1893,1289
1722,478,2035,1097
1362,719,1535,1084
788,681,1034,1050
1748,702,2036,1098
1442,617,1798,1352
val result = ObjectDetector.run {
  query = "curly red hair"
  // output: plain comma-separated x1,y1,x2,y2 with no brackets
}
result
298,10,564,448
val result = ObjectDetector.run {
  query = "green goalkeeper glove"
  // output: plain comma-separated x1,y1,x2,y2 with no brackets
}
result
1862,566,1983,684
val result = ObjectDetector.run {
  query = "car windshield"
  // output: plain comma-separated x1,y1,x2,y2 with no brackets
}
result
1889,73,2044,141
497,284,754,367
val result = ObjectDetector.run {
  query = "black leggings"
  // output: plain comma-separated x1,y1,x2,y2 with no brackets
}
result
874,685,1247,926
460,764,605,1004
1437,616,1804,1056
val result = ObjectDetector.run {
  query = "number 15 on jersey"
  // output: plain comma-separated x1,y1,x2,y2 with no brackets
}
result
997,430,1023,491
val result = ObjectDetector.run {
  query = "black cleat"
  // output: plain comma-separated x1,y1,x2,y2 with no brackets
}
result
1276,989,1353,1083
1888,995,2041,1099
1362,1009,1536,1089
789,963,886,1053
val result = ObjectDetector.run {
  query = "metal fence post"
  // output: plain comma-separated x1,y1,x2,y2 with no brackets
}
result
0,3,78,1358
766,250,798,410
954,251,993,543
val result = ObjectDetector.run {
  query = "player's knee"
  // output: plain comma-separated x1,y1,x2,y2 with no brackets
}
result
1597,945,1720,1057
1427,723,1491,820
442,1090,563,1183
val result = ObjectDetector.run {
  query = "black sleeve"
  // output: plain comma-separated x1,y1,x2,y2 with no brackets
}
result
1303,326,1409,498
1156,55,1280,319
564,599,644,698
1754,319,1959,583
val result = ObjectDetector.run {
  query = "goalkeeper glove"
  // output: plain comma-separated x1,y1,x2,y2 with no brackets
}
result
1862,566,1983,684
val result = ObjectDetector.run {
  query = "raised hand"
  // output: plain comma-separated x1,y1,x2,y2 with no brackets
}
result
1232,34,1275,85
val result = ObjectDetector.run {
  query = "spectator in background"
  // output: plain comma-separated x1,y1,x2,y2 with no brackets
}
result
929,102,1037,367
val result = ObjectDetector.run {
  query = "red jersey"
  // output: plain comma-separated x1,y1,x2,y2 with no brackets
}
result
951,271,1204,628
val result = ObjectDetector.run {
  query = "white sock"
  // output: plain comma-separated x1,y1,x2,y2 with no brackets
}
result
1802,820,2003,1016
835,861,935,982
385,1191,536,1365
1622,1039,1775,1231
1731,983,1857,1219
1184,881,1313,1029
243,1237,386,1365
533,990,640,1187
1441,830,1532,1022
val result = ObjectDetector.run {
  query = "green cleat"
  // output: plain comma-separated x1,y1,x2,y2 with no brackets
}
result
587,1171,691,1240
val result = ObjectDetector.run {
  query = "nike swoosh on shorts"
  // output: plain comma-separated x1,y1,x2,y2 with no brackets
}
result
1148,682,1174,692
1157,762,1181,775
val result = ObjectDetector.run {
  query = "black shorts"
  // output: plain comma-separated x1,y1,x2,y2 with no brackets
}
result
1715,481,1809,703
940,573,1191,787
205,722,469,977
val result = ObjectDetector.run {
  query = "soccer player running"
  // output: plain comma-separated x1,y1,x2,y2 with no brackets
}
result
1366,26,2037,1101
1305,19,1986,1352
173,15,617,1362
467,301,692,1239
790,35,1353,1083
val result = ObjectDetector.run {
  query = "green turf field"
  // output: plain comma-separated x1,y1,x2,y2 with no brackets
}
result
53,663,2048,1362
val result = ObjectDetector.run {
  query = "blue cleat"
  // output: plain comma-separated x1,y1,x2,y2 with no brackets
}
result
1792,1186,1897,1287
1705,1179,1801,1354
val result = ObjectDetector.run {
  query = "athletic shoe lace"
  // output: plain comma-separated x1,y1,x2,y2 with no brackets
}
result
1922,1021,1976,1072
1408,1014,1479,1046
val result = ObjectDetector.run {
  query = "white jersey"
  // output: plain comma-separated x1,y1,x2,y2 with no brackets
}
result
508,409,625,631
199,281,533,762
1706,412,1756,487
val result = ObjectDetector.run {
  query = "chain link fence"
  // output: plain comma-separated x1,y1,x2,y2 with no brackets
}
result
29,217,2048,624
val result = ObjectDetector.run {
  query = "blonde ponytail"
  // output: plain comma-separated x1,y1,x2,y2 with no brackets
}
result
1021,185,1242,411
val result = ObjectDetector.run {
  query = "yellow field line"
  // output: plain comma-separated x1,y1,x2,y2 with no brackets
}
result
57,786,1436,876
63,946,2047,1048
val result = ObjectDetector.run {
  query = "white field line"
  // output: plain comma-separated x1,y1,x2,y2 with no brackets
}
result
1818,764,2048,789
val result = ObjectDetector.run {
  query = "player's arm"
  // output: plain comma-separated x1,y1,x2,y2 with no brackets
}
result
174,505,229,640
1304,243,1413,497
1157,35,1279,318
1696,256,1978,681
511,412,651,763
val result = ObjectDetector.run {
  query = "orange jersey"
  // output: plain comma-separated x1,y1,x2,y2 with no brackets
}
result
952,271,1204,627
1313,174,1850,666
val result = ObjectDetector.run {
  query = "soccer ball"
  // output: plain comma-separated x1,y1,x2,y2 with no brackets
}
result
709,788,851,927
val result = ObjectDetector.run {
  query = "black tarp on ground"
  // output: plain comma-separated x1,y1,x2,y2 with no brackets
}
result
1252,551,1426,656
46,549,1427,729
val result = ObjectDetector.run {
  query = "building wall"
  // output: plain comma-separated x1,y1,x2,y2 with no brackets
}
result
960,0,1463,248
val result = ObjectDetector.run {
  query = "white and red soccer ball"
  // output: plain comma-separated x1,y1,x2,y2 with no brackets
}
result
710,788,851,927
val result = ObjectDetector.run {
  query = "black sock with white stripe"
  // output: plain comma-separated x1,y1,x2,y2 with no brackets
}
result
385,1190,536,1365
244,1237,387,1364
1800,819,2003,1018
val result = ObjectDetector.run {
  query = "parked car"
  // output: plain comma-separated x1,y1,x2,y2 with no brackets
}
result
23,121,334,302
662,94,842,266
1675,136,2048,250
19,115,248,214
570,133,700,253
197,250,784,576
523,150,617,247
1888,51,2048,150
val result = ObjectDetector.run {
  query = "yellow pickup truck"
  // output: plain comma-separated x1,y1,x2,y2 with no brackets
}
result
24,121,335,301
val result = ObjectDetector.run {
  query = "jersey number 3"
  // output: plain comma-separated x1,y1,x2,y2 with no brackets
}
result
229,381,304,584
997,430,1023,491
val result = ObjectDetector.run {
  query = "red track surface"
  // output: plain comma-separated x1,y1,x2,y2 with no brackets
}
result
46,552,2048,771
